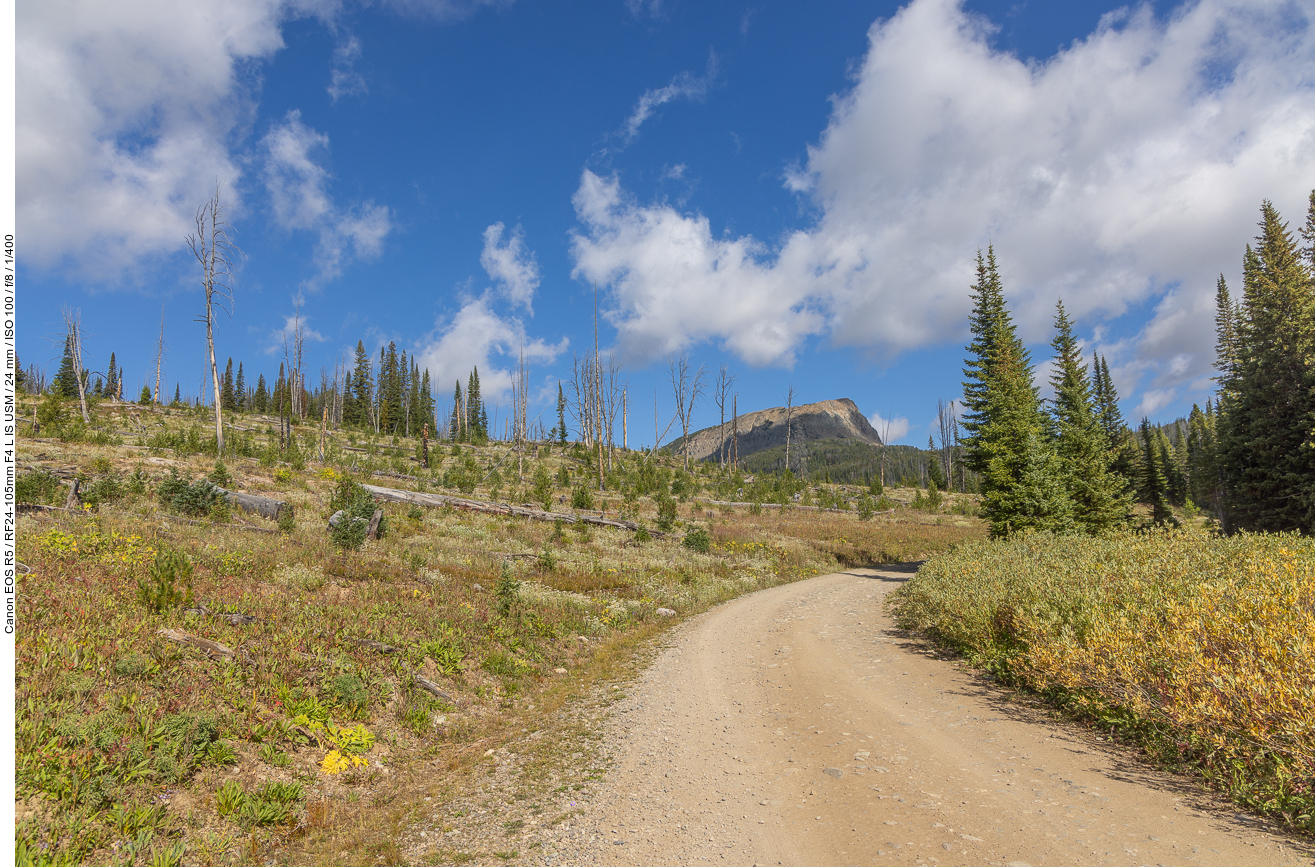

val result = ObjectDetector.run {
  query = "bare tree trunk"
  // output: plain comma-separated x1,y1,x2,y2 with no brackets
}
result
154,304,166,404
732,394,738,469
713,364,735,470
668,351,706,471
784,385,795,474
186,184,239,455
622,388,627,451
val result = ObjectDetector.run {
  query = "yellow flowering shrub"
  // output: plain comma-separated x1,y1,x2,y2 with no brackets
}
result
892,530,1315,829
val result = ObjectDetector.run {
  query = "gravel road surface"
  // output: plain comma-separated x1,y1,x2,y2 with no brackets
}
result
530,566,1312,867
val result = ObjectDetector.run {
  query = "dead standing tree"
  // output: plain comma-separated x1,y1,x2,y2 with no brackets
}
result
713,364,736,469
60,307,91,423
669,351,706,471
186,185,240,455
783,384,796,474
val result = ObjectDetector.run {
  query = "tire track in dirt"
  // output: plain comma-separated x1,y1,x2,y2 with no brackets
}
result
530,566,1313,866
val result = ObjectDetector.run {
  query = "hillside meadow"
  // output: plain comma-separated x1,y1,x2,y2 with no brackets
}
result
14,397,981,866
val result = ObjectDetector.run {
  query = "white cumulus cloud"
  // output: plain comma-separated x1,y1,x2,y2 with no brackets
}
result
15,0,316,274
480,223,541,311
869,412,911,444
260,110,392,287
572,0,1315,409
415,297,568,404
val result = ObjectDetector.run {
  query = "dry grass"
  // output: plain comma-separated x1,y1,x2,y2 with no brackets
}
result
15,395,985,865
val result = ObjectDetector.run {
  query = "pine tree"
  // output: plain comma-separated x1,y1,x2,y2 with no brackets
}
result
104,352,119,401
346,340,373,428
450,381,464,441
1049,303,1130,533
420,368,436,435
173,383,181,406
1217,196,1315,532
960,247,1014,473
926,436,947,489
556,383,568,444
1092,353,1137,490
221,357,235,410
407,357,421,437
139,385,152,405
467,367,485,442
254,374,269,413
53,336,80,399
235,362,246,411
1187,402,1219,514
1139,418,1177,527
960,253,1072,537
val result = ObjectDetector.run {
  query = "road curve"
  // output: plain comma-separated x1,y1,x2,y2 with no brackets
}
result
541,566,1313,867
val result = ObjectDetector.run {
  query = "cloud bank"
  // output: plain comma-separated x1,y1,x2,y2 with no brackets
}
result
572,0,1315,408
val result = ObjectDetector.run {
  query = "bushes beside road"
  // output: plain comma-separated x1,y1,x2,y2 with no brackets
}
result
891,530,1315,831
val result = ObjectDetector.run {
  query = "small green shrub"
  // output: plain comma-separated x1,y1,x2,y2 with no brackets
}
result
326,672,371,719
137,547,194,613
495,563,521,618
16,469,63,505
571,485,595,510
682,525,712,554
207,460,232,487
654,493,678,531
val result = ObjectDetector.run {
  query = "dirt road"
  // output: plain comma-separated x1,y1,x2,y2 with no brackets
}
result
534,566,1312,866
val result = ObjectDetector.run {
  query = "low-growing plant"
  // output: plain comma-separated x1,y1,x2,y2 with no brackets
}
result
571,485,595,511
208,459,232,487
137,547,194,613
683,525,712,554
496,563,521,618
16,469,63,506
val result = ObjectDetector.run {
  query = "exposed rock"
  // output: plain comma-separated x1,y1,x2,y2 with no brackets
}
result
668,398,883,464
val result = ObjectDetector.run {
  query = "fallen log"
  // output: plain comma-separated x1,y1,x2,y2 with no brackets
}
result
413,675,457,704
157,627,235,658
215,487,293,523
360,483,660,535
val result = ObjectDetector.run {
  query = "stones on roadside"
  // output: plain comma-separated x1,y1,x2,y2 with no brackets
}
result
656,608,677,617
823,767,843,778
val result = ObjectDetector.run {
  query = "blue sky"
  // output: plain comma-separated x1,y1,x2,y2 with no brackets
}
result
17,0,1315,446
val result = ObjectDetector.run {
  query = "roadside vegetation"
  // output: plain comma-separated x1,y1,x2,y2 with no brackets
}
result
891,530,1315,832
15,394,982,866
893,192,1315,836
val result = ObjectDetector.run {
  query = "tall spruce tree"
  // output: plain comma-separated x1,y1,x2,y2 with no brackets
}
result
1139,418,1177,527
221,358,235,410
254,374,269,413
104,352,119,401
53,336,80,399
1186,402,1220,514
467,367,485,442
346,340,373,428
173,383,181,405
1049,302,1130,533
1216,196,1315,532
960,251,1072,536
450,381,463,441
235,362,246,411
419,368,435,435
556,383,568,444
960,247,1011,472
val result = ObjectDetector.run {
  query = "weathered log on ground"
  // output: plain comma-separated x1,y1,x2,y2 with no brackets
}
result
215,487,293,523
157,627,235,658
413,675,458,704
700,498,896,516
360,483,660,535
